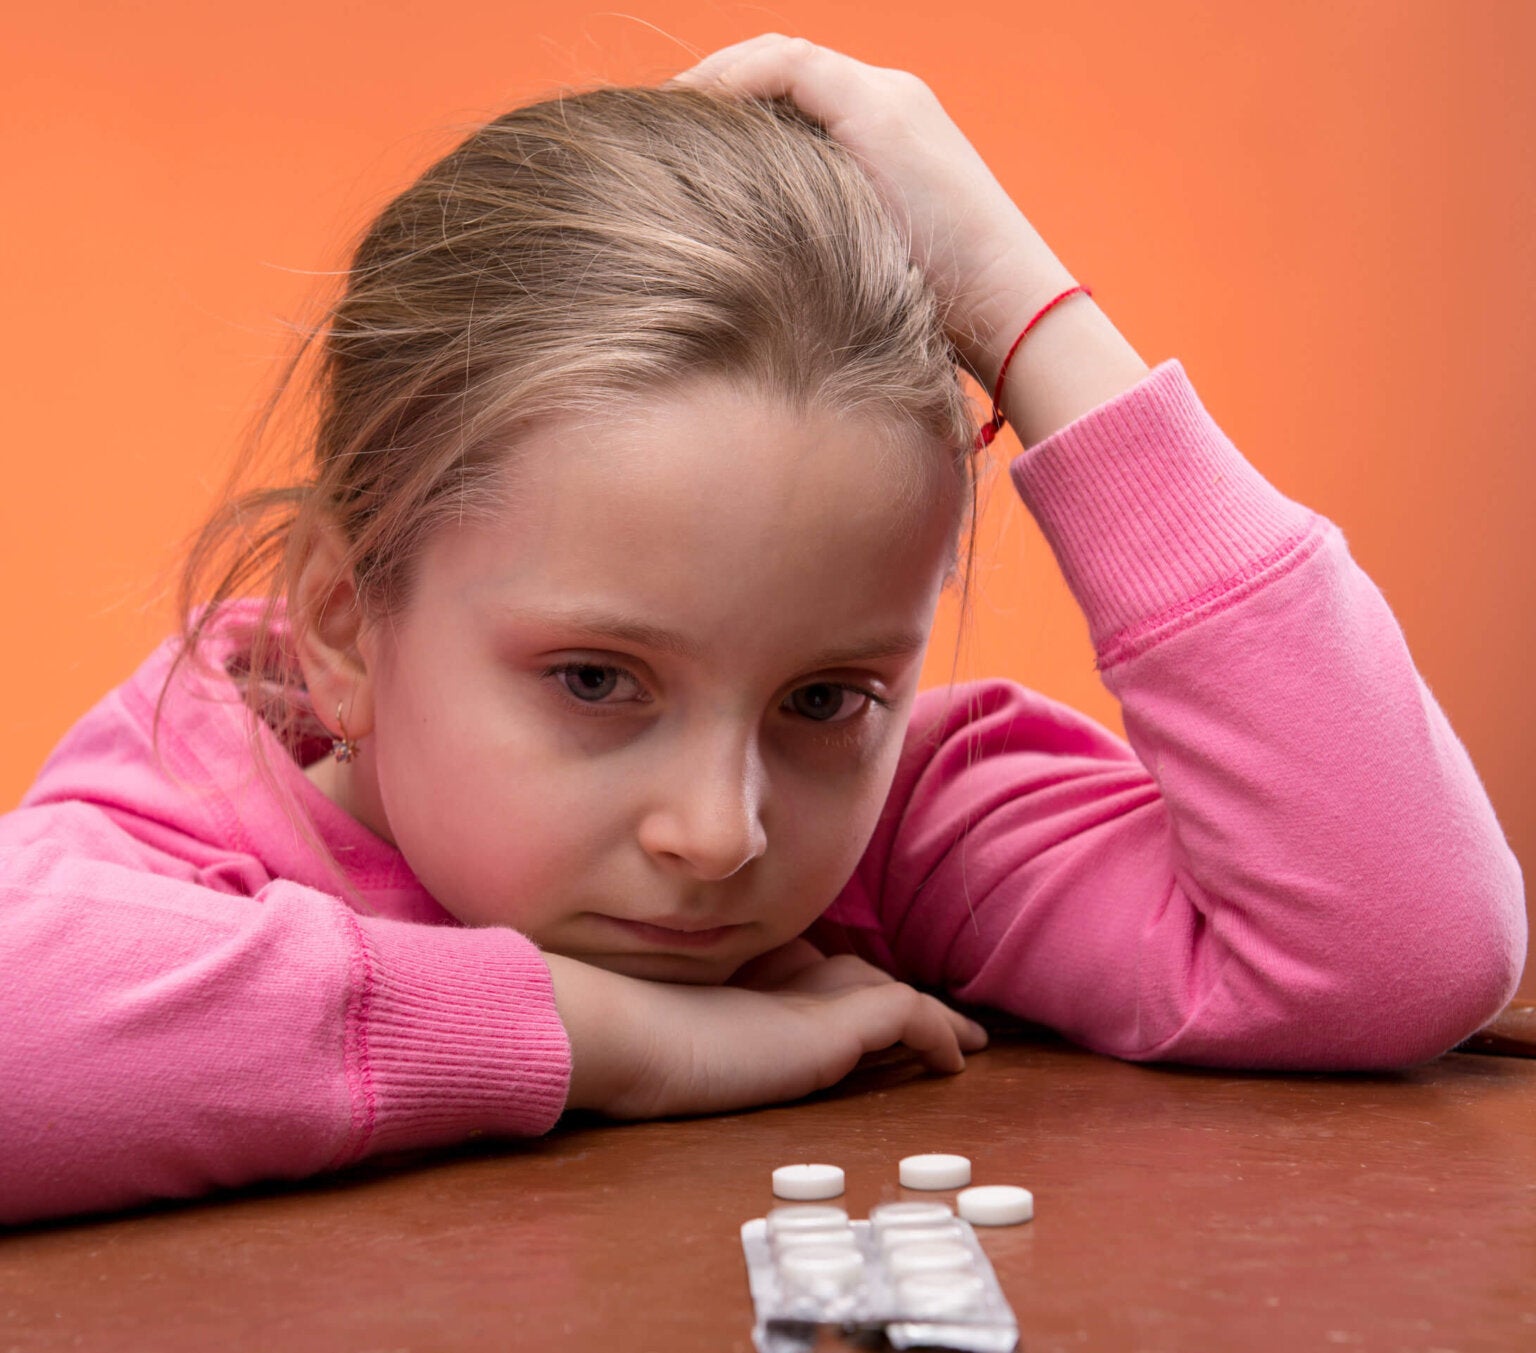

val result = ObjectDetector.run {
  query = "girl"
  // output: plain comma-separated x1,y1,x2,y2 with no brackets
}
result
0,35,1523,1226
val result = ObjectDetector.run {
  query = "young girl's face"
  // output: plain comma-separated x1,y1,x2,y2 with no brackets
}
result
313,377,960,984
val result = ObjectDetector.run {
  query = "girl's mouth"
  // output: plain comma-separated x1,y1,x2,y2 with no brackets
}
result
599,915,746,949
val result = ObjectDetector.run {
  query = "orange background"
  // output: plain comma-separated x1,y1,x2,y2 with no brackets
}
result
2,1,1531,997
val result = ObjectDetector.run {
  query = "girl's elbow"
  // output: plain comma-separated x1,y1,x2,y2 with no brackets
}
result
1166,874,1527,1073
1340,880,1527,1069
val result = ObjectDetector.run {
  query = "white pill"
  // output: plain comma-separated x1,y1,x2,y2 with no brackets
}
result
899,1153,972,1190
956,1184,1034,1226
878,1222,963,1252
778,1244,865,1295
772,1164,845,1200
897,1270,988,1317
773,1226,858,1253
766,1205,849,1235
887,1241,974,1277
869,1201,953,1232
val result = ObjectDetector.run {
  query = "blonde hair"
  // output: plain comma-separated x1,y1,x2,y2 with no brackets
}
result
170,85,981,752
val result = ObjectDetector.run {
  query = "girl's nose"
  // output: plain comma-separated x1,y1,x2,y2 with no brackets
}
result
637,733,769,881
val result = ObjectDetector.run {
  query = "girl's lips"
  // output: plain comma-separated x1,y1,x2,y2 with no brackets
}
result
600,916,745,949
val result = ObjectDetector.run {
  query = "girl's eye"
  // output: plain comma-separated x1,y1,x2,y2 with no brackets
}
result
546,663,643,705
786,683,878,724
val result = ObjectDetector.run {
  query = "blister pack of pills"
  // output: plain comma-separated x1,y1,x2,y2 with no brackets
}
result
740,1201,1019,1353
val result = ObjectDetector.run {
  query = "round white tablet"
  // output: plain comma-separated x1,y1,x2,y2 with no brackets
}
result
869,1201,953,1232
773,1226,858,1253
766,1205,849,1235
772,1163,845,1200
956,1184,1034,1226
778,1244,865,1295
898,1153,972,1190
886,1241,974,1278
897,1270,988,1318
877,1222,963,1253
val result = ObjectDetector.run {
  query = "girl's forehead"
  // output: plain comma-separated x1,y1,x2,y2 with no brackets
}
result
500,377,959,537
429,380,960,645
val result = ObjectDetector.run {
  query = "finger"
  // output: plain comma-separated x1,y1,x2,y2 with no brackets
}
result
673,35,873,131
831,971,988,1051
915,993,981,1072
954,1010,990,1052
844,985,967,1074
908,994,970,1075
920,992,990,1051
670,33,783,85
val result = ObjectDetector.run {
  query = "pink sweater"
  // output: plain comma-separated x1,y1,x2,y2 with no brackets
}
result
1,361,1523,1225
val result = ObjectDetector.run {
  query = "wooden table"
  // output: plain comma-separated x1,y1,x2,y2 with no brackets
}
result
3,1034,1533,1352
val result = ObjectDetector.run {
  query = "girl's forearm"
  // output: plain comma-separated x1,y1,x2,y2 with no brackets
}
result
542,950,983,1121
992,290,1152,451
544,951,636,1113
968,217,1152,453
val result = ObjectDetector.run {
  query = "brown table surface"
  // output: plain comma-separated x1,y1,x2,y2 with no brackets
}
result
3,1033,1534,1353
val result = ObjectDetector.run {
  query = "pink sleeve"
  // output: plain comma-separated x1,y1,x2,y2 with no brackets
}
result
0,803,570,1225
823,360,1525,1069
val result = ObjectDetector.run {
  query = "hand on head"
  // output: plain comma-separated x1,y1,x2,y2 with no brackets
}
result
672,34,1080,389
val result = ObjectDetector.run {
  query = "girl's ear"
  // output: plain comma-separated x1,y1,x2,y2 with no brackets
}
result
291,523,375,741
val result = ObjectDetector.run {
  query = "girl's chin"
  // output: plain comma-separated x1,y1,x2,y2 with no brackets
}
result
562,948,748,985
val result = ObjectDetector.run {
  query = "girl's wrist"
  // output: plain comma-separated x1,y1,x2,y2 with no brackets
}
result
951,208,1079,389
958,211,1155,448
956,207,1151,449
545,951,636,1114
988,292,1151,451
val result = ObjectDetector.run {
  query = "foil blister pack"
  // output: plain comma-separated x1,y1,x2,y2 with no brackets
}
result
741,1201,1019,1352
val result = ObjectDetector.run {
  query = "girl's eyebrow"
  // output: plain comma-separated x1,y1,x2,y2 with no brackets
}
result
497,603,927,669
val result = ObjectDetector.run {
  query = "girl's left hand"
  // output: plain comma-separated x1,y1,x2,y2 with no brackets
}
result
672,34,1078,389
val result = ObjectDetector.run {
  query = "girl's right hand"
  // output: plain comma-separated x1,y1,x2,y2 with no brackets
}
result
675,34,1150,451
672,34,1076,393
545,950,987,1120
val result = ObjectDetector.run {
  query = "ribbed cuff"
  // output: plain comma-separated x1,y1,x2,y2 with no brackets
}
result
1009,359,1320,661
331,912,571,1163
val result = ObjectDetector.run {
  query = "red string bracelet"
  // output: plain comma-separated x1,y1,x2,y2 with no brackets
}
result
975,283,1094,450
